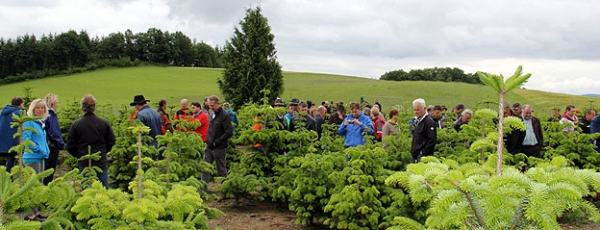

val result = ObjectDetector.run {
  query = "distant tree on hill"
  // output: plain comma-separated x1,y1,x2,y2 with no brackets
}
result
380,67,483,85
218,6,283,110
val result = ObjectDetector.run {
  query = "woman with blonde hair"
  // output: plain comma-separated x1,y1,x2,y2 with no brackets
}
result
43,93,65,185
23,99,50,171
22,99,50,221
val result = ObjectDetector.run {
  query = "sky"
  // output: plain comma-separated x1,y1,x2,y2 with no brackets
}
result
1,0,599,95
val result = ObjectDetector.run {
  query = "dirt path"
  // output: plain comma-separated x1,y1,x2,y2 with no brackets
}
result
206,196,600,230
206,197,324,230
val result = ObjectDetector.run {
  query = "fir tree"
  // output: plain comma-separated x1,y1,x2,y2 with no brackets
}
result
218,6,284,110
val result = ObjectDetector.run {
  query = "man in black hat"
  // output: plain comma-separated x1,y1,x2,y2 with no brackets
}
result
130,95,162,148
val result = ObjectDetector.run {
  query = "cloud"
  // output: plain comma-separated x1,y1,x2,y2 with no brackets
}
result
0,0,599,95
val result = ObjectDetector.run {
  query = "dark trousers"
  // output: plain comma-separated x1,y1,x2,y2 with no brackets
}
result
201,147,228,184
78,164,109,190
43,149,59,185
520,145,541,158
2,153,16,172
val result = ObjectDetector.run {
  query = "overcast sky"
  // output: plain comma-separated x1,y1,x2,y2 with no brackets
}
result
1,0,599,95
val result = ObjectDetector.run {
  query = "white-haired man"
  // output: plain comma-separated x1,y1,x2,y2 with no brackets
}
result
410,98,437,163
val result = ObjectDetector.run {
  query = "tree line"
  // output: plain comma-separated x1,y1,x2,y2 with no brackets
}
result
380,67,484,85
0,28,222,84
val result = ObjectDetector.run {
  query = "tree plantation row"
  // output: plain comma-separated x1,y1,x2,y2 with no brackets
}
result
3,87,600,229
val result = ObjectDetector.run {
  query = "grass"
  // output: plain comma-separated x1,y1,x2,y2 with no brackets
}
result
0,66,597,116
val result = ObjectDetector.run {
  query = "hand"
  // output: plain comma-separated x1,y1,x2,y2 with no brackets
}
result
352,119,361,125
344,119,351,125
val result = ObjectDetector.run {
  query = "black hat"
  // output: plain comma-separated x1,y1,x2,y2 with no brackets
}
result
130,95,150,106
290,98,300,105
307,100,314,108
274,98,285,106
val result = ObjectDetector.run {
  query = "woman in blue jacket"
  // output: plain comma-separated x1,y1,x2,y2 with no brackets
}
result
22,99,50,174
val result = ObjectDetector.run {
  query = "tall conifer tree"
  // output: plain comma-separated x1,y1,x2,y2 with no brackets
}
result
218,6,283,110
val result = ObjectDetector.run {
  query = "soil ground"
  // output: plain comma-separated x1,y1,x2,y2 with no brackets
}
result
205,188,600,230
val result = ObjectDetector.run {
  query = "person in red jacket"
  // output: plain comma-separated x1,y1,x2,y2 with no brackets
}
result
370,107,386,142
190,101,209,142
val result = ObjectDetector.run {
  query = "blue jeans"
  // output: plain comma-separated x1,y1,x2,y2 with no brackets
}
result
79,164,109,190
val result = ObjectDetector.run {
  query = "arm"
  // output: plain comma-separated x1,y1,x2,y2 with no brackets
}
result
23,122,40,153
363,116,374,135
215,113,233,146
105,121,116,152
66,123,78,157
46,115,65,149
337,118,347,135
423,120,437,155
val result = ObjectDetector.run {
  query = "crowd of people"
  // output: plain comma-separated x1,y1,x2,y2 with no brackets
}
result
1,93,598,198
0,94,235,194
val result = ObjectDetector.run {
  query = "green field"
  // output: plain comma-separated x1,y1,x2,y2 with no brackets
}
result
0,66,597,116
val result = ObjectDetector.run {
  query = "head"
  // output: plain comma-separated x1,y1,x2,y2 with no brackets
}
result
585,109,596,121
27,99,49,119
502,100,513,117
427,105,434,113
337,104,346,115
130,95,149,110
273,98,285,108
363,108,371,117
317,105,326,117
371,107,380,119
552,107,560,116
190,101,202,113
290,98,300,111
159,99,167,110
299,101,309,114
81,94,96,114
350,102,362,118
512,103,522,115
454,103,465,115
11,96,24,108
44,93,59,109
180,99,188,109
432,105,442,119
206,95,221,112
461,109,473,123
223,102,231,110
413,98,427,118
565,105,575,117
287,105,295,114
388,108,399,121
522,104,533,120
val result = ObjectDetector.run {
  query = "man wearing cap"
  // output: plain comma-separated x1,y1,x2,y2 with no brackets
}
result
285,98,300,131
130,95,162,148
272,98,287,129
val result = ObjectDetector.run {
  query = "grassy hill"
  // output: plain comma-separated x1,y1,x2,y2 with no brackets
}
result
0,66,597,116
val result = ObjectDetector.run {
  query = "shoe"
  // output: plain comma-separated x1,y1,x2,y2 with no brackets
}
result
24,215,45,222
36,213,48,219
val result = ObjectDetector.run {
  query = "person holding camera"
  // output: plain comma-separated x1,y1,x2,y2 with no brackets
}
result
338,102,374,148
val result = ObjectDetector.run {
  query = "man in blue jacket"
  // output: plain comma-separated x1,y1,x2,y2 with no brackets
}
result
130,95,162,148
338,102,374,148
0,97,24,172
